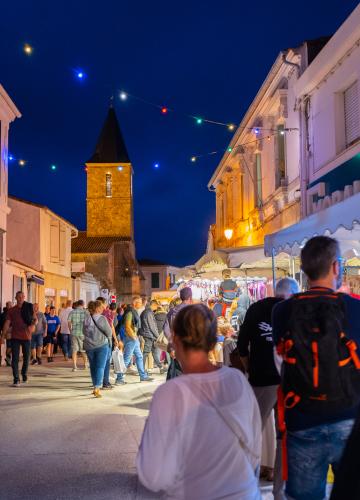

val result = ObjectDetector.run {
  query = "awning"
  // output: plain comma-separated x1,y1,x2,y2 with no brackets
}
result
194,250,228,272
28,274,45,285
224,245,265,268
264,192,360,257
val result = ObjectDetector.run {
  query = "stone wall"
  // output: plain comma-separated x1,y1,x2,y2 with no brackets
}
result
86,164,133,238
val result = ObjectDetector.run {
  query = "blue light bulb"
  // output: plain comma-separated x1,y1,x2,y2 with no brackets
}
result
154,163,159,169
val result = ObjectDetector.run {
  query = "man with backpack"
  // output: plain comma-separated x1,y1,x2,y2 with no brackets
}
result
1,291,36,386
273,236,360,500
115,296,153,385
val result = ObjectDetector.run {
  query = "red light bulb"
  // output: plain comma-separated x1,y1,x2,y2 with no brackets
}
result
161,106,168,114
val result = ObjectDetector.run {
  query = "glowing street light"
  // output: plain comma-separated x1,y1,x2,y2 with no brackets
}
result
23,43,33,55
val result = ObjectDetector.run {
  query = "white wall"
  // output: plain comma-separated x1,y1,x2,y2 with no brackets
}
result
40,209,73,278
141,265,180,297
0,85,21,307
7,198,41,270
294,4,360,214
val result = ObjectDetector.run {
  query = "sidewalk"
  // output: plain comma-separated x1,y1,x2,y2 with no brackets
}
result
0,358,273,499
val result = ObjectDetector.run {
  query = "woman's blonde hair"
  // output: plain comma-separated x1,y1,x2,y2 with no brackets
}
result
173,304,217,352
88,300,103,314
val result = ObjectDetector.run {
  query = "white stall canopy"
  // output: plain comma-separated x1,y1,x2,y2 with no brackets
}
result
265,192,360,257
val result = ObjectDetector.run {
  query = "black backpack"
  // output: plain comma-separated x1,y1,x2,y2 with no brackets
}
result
278,290,360,416
21,301,34,327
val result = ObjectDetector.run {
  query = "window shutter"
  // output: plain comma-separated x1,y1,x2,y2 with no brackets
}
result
344,82,360,147
59,224,66,265
50,220,60,263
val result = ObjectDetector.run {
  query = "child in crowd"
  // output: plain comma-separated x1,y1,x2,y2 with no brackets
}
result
220,322,237,367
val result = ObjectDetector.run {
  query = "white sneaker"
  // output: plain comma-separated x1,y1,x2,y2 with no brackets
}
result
72,367,78,372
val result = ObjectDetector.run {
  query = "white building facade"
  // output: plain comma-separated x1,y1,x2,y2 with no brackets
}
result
0,85,21,306
7,197,78,308
296,5,360,218
208,39,329,260
139,260,181,298
265,5,360,263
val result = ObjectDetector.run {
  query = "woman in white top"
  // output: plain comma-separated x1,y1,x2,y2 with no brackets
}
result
137,304,261,500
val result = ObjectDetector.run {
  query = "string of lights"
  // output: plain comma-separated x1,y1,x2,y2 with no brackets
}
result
189,129,292,163
117,88,288,133
17,40,297,172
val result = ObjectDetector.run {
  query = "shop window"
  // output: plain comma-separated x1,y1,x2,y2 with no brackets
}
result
254,153,262,208
151,272,160,289
275,124,286,189
344,81,360,147
105,173,112,197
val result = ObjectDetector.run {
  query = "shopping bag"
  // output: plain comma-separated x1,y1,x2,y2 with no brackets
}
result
155,332,169,351
112,348,126,374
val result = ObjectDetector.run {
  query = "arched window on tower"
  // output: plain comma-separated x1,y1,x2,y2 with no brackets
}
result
105,173,112,197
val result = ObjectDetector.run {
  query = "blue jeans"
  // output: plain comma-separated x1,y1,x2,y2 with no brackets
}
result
116,337,146,381
102,346,112,385
286,419,354,500
61,334,71,358
86,344,109,389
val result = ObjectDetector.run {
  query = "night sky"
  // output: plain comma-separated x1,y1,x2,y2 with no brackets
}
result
0,1,358,267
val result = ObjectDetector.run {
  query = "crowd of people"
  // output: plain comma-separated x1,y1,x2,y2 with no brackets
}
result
2,235,360,499
137,236,360,500
0,295,173,395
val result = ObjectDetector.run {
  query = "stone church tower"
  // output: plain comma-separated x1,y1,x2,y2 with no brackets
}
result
72,105,144,301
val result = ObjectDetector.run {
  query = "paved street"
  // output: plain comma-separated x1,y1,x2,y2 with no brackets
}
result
0,358,273,500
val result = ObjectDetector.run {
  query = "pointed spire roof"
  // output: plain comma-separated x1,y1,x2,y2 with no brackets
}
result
87,106,130,163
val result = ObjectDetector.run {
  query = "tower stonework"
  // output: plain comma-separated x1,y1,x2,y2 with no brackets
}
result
86,163,133,237
71,106,144,300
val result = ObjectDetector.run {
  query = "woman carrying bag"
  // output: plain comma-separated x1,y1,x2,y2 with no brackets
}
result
83,300,113,398
137,304,261,499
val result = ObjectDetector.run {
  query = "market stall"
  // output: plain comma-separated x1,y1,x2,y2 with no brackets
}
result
264,192,360,292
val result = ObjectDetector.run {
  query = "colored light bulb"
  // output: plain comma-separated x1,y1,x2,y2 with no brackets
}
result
191,156,196,162
228,124,235,131
154,163,159,168
117,166,123,171
196,117,203,125
120,92,127,100
51,164,57,171
23,43,33,55
19,159,26,166
254,128,260,135
161,106,168,114
228,147,233,152
9,154,14,161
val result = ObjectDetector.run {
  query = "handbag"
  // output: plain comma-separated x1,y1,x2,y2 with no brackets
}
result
112,347,126,374
154,331,169,351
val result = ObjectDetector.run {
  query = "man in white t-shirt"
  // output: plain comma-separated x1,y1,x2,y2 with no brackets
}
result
58,300,73,361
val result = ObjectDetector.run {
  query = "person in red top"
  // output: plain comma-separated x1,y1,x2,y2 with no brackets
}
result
2,291,35,387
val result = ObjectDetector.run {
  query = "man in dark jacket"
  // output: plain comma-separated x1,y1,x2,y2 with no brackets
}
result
139,300,165,374
164,287,192,379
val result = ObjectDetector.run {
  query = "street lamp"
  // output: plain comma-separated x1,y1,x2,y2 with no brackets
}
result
224,228,233,241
